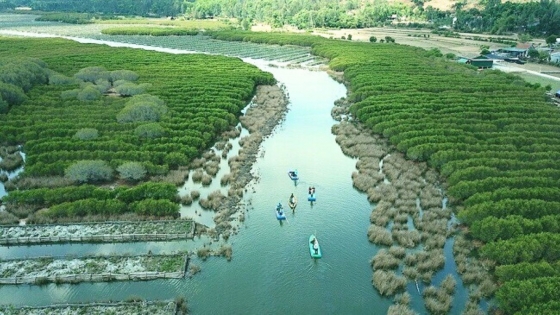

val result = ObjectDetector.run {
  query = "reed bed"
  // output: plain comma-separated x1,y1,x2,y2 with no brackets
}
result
372,270,407,296
371,249,400,270
190,190,200,200
392,229,421,248
204,161,220,176
387,304,417,315
198,190,225,211
388,246,406,259
152,169,189,186
423,285,453,315
200,174,213,186
462,300,485,315
367,225,393,246
220,173,232,185
191,169,204,182
352,171,383,192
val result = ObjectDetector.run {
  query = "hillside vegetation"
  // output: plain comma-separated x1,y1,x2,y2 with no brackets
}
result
206,30,560,314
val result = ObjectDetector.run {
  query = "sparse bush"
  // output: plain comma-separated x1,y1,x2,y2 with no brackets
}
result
77,85,102,101
369,36,377,42
114,82,150,96
191,169,204,182
73,128,98,140
389,246,406,259
387,304,416,315
196,247,211,260
367,224,393,246
74,66,109,83
134,123,164,138
372,270,407,296
221,173,232,185
201,174,213,186
0,211,19,224
61,88,79,100
48,72,78,85
0,152,23,171
117,161,146,182
65,160,113,183
394,292,411,305
190,190,200,200
441,274,456,294
181,194,193,205
217,245,233,261
116,94,167,123
110,69,139,82
372,249,400,270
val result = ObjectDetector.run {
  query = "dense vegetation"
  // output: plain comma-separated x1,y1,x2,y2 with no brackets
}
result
186,0,560,36
3,0,559,36
204,30,560,314
0,37,274,221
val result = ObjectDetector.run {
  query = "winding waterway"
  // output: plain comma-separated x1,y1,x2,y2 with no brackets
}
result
0,26,471,314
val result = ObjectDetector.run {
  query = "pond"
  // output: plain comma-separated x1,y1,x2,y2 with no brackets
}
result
0,26,471,314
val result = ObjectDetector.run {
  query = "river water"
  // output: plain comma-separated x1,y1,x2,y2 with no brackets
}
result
0,30,469,314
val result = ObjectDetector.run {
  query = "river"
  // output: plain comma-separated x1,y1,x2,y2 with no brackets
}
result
0,29,469,314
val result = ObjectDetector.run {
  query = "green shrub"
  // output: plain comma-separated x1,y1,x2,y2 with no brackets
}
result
77,85,102,101
117,161,146,182
74,66,110,83
134,123,164,138
110,69,139,82
73,128,99,140
116,94,167,123
64,160,113,183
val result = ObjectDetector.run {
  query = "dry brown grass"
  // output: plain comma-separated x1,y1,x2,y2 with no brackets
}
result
423,285,453,315
190,190,200,200
220,173,232,186
462,301,485,315
191,169,204,182
198,190,226,211
0,211,19,225
372,270,407,296
216,245,233,261
372,249,401,270
367,183,398,203
367,224,394,246
204,160,221,176
404,253,418,266
388,246,406,259
392,229,421,248
180,194,193,205
189,263,201,276
352,171,384,192
201,174,213,186
4,176,73,191
387,304,416,315
196,248,211,261
190,158,206,169
403,266,419,280
441,274,456,295
152,169,189,185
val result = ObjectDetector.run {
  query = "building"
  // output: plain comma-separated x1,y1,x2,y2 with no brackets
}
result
551,52,560,63
497,47,529,58
457,55,493,69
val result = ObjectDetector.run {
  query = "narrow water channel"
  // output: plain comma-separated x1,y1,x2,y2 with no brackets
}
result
0,34,468,314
